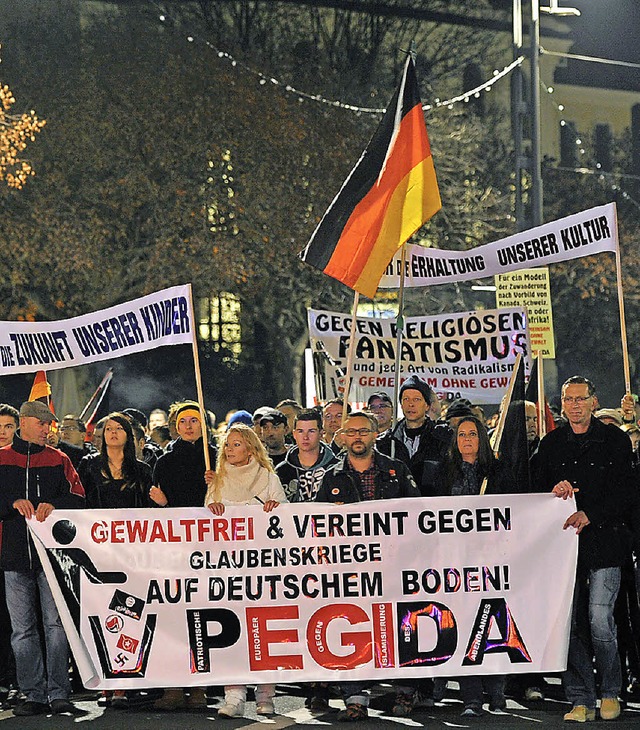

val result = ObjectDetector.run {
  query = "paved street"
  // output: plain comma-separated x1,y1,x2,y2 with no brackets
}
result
2,679,640,729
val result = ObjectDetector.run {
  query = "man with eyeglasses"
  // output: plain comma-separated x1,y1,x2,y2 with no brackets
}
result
57,415,97,468
315,411,419,721
533,376,635,723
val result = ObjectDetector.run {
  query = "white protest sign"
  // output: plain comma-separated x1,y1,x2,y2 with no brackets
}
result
0,284,193,375
379,203,617,289
308,307,530,404
30,496,576,689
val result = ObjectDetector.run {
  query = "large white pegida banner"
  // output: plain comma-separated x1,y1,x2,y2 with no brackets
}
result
29,495,577,689
0,284,194,375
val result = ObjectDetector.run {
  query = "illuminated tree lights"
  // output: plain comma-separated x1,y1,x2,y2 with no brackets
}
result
0,46,46,189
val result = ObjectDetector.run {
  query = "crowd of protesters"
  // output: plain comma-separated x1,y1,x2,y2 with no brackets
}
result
0,374,639,722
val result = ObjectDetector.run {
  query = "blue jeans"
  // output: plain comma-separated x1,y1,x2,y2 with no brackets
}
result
563,567,622,709
4,570,70,704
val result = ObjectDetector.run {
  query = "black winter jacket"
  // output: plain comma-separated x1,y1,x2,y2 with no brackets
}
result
315,449,420,504
532,416,636,570
390,418,452,494
152,437,217,507
78,453,152,509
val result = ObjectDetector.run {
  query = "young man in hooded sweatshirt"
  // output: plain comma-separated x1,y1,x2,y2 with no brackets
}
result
276,410,336,502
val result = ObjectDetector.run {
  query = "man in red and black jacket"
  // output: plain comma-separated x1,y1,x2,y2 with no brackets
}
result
0,401,84,717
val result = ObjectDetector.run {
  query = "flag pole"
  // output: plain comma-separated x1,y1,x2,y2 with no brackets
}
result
612,203,631,394
536,352,546,438
341,291,360,425
187,284,211,471
79,368,113,423
482,352,523,495
391,42,416,427
391,246,407,428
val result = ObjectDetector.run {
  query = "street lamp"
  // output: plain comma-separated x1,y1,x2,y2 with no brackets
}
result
513,1,580,229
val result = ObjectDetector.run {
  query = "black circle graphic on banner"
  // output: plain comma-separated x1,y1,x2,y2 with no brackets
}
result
51,519,77,545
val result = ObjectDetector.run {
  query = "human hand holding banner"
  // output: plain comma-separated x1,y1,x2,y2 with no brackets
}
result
29,496,576,689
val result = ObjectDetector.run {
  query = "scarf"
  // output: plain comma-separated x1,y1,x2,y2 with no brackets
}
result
451,460,481,496
218,458,270,504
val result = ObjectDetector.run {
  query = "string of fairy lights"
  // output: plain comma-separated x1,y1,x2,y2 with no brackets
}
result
540,78,640,213
148,0,639,212
149,0,524,114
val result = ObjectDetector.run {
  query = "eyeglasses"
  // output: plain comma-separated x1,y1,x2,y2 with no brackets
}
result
343,428,374,437
59,426,79,432
369,404,391,411
561,396,592,404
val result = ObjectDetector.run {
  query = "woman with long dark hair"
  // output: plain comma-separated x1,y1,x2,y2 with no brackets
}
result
429,416,514,716
78,412,152,709
433,415,513,497
79,412,152,510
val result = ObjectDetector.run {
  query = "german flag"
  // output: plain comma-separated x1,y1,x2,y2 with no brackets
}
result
299,55,441,298
28,370,57,426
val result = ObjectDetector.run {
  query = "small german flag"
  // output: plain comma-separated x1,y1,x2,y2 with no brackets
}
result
299,55,441,298
28,370,57,424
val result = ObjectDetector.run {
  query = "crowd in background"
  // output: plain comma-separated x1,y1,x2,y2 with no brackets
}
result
0,374,639,722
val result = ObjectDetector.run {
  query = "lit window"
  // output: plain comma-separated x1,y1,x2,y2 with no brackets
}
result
198,293,241,361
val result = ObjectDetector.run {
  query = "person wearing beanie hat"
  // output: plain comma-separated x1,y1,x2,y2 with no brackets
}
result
399,375,434,405
382,376,451,493
151,401,217,510
444,398,476,430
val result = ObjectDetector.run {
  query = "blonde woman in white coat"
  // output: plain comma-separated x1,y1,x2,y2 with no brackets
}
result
204,424,286,718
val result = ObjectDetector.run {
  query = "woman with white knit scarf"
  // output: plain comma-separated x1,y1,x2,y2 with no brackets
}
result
204,424,286,718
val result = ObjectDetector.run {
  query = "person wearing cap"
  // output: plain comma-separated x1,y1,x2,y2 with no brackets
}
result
594,408,624,427
259,409,290,467
387,375,451,494
227,410,254,429
252,406,272,440
0,401,85,716
444,398,476,432
366,392,393,433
